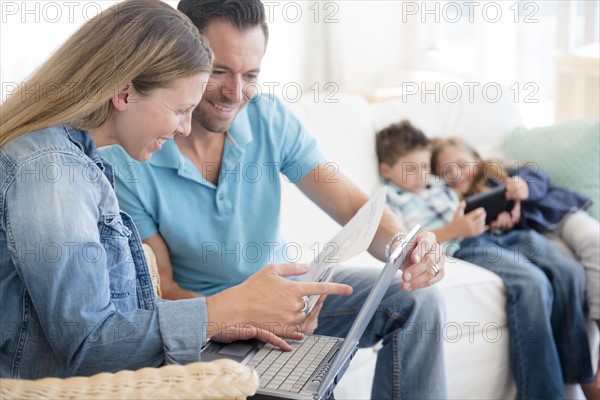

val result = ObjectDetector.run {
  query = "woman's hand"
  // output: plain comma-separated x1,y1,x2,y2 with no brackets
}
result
210,293,329,349
205,263,352,350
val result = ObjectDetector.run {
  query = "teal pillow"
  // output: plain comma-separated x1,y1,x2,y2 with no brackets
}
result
504,120,600,220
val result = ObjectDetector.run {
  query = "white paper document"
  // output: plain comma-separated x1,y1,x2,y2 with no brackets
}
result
298,186,387,312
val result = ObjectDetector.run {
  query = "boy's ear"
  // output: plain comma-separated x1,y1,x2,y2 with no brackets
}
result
379,162,392,179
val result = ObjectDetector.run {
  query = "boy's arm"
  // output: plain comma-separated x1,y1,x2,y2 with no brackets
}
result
432,202,487,243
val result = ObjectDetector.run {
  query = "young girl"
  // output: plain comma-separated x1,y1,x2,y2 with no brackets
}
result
431,136,600,398
0,0,352,379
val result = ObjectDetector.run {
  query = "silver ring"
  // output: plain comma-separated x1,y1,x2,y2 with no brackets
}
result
300,296,310,314
431,264,440,277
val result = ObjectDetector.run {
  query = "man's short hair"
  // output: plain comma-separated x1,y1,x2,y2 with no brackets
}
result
178,0,269,43
375,120,431,166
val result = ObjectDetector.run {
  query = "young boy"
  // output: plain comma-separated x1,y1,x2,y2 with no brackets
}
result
375,120,595,400
375,120,486,252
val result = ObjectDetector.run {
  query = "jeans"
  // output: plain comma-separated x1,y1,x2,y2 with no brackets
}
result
455,229,593,399
317,266,448,400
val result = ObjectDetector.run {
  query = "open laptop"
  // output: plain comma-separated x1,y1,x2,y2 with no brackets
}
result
200,224,421,400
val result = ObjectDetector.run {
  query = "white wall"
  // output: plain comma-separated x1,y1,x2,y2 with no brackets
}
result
2,0,598,127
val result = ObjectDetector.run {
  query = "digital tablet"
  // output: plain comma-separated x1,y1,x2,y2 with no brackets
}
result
464,185,514,225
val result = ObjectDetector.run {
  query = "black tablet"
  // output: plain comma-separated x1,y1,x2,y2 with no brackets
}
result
464,185,514,225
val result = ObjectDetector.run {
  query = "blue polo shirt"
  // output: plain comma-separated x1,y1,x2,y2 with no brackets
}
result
100,96,325,295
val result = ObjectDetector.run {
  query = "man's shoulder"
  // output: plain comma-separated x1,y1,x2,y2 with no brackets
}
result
99,144,132,164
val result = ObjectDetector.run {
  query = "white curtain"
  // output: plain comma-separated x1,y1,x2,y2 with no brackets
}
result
2,1,598,107
264,1,598,86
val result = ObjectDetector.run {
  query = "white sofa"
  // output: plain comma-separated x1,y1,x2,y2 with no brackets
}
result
279,89,599,399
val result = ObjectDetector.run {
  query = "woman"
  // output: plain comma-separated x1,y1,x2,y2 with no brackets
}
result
0,0,352,379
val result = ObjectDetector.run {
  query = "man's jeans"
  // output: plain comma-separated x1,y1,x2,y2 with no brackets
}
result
455,229,593,400
318,266,448,400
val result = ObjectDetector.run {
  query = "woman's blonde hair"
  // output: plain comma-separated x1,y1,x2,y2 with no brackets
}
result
431,137,509,197
1,0,213,147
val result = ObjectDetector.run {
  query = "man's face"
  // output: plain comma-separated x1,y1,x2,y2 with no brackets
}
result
193,21,266,134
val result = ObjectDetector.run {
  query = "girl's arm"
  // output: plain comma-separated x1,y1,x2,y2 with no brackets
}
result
506,164,550,202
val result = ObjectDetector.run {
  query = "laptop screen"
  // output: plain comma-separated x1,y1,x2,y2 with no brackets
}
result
320,224,421,391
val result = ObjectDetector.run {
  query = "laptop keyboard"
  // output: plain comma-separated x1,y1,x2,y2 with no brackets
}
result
245,335,340,393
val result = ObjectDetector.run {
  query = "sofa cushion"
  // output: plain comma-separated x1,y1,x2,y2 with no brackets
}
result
369,84,524,159
504,120,600,220
282,95,380,250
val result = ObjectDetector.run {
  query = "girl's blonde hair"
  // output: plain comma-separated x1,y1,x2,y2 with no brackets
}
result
431,137,509,197
1,0,213,147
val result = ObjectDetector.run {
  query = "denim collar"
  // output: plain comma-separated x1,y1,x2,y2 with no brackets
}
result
64,125,114,187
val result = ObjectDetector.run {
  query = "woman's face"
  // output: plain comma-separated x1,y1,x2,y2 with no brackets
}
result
113,73,208,161
436,145,480,195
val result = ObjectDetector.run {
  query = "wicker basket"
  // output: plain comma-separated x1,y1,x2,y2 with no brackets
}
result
0,359,258,399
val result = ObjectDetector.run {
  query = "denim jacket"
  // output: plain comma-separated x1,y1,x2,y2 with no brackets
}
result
506,166,591,231
0,126,207,379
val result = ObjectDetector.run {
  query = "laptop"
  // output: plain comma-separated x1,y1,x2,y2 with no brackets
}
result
200,224,421,400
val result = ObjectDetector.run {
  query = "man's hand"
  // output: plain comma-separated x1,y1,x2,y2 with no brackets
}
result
398,231,445,290
205,263,352,351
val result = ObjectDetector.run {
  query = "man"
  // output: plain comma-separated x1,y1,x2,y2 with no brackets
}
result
101,1,447,398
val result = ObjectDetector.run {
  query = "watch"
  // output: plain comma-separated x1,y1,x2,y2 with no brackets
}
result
385,231,407,259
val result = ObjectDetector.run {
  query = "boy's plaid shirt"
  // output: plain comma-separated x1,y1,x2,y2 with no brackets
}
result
385,180,462,256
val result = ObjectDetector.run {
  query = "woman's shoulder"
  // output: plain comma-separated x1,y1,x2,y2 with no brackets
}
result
1,126,83,167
